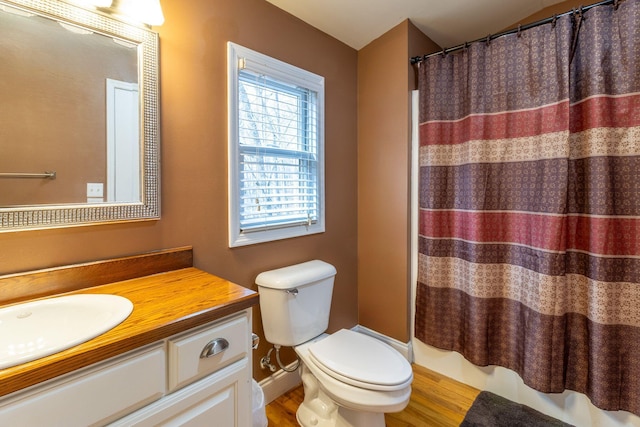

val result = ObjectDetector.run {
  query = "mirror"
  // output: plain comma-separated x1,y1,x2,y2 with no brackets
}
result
0,0,159,231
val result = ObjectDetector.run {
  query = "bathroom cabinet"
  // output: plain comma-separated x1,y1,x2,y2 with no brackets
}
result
0,310,252,426
112,310,252,426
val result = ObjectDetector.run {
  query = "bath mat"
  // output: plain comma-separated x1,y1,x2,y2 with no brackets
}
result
460,391,574,427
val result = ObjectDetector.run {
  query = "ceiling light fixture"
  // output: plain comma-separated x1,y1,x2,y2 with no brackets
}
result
68,0,113,8
116,0,164,26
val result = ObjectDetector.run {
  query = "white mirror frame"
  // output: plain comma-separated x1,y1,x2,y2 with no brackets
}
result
0,0,160,232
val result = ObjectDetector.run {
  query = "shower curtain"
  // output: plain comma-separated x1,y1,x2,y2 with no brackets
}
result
414,0,640,415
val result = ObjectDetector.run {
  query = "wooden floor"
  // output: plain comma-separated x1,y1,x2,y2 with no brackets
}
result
265,364,481,427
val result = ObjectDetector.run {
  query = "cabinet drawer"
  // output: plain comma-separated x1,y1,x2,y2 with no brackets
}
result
168,314,248,391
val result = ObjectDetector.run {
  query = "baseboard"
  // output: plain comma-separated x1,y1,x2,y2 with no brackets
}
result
258,362,302,405
351,325,414,362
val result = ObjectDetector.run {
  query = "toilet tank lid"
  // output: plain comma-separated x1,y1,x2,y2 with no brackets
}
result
256,260,336,289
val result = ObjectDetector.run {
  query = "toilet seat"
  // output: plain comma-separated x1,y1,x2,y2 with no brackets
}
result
307,329,413,392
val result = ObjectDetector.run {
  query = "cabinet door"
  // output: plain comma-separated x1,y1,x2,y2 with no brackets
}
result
109,358,251,427
0,344,165,427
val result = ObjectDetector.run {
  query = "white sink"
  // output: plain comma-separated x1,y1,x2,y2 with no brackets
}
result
0,294,133,370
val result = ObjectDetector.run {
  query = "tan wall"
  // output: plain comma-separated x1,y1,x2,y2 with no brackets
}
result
357,20,439,342
0,0,358,382
0,11,136,205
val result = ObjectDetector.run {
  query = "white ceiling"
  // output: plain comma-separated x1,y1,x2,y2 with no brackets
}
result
266,0,567,50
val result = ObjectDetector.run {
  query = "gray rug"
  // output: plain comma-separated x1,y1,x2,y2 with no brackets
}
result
460,391,574,427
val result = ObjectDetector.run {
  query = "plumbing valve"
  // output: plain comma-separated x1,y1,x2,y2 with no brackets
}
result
260,348,277,372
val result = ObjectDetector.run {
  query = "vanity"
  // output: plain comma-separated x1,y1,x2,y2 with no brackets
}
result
0,247,260,426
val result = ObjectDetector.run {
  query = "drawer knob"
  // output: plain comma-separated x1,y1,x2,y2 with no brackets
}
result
200,338,229,359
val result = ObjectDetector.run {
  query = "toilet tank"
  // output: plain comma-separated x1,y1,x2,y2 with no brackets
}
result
256,260,336,347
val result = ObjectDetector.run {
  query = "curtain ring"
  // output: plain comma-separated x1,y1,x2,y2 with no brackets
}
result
464,41,469,51
485,34,491,46
569,7,584,64
552,14,557,28
517,24,522,38
574,6,584,25
571,7,582,25
613,0,619,10
440,48,446,57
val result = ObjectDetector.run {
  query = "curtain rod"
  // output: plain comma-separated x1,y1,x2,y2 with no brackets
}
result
410,0,617,64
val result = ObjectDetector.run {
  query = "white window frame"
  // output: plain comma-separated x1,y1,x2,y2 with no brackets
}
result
227,42,325,247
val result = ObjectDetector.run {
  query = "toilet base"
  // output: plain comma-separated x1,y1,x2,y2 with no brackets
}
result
296,364,385,427
297,403,385,427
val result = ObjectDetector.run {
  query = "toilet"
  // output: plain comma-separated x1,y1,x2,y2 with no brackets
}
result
256,260,413,427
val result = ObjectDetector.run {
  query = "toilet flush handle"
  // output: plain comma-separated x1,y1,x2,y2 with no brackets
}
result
286,288,299,296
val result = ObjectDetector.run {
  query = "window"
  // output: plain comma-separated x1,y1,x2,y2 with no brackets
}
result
227,43,325,247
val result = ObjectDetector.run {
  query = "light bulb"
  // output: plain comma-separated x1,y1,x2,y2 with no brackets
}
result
118,0,164,26
68,0,113,8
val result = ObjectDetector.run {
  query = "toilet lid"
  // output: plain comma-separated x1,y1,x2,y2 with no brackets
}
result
308,329,412,389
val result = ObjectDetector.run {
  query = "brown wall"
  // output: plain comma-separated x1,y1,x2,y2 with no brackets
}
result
0,11,136,205
0,0,358,382
357,21,439,342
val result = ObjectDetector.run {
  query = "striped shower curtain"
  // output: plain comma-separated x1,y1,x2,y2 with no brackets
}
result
415,0,640,416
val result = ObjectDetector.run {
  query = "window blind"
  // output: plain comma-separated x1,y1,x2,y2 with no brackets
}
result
237,69,319,232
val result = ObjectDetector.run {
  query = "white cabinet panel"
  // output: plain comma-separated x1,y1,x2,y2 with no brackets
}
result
109,356,250,426
0,344,165,427
168,314,249,391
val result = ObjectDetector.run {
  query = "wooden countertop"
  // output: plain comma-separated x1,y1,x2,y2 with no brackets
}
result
0,266,259,397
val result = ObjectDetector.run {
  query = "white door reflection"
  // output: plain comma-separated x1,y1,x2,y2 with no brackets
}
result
106,78,140,203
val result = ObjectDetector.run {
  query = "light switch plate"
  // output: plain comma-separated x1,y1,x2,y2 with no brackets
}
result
87,183,104,198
